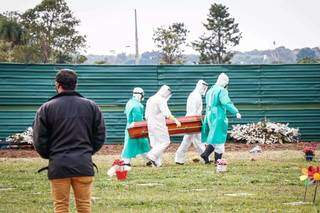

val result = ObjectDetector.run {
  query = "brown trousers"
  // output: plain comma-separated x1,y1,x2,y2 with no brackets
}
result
50,176,93,213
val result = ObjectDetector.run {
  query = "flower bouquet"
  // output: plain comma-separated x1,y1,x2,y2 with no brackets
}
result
107,159,130,181
216,159,228,173
303,145,317,161
6,127,33,144
300,166,320,203
4,127,34,149
230,119,300,144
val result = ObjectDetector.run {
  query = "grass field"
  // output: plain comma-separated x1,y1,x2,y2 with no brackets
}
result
1,150,320,212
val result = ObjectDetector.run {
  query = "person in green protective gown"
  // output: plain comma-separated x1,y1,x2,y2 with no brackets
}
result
200,73,242,164
121,87,151,166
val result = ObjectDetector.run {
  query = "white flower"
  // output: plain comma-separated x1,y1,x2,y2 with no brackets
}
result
6,127,33,144
230,120,300,144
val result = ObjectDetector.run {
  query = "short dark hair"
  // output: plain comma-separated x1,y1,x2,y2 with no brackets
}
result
56,69,78,90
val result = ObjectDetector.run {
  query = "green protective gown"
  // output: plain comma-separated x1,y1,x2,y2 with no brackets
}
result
201,85,239,145
121,98,151,159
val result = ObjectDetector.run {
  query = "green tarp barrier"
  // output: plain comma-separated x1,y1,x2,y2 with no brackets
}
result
0,63,319,143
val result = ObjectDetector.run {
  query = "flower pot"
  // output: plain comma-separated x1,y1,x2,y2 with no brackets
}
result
116,170,128,181
306,154,314,161
216,164,227,173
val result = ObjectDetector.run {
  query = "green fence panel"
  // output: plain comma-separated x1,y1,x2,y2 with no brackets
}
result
0,63,319,143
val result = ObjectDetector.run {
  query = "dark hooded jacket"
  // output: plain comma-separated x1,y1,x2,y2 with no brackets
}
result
33,91,106,179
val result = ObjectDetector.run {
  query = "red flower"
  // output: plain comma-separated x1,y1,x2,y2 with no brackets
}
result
112,159,124,166
307,166,320,179
303,146,317,155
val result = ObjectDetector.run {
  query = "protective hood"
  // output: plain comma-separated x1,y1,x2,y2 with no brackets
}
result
194,80,208,96
156,85,172,100
132,87,144,102
216,73,229,88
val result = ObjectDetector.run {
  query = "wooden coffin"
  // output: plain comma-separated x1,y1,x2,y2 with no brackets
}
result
127,115,203,139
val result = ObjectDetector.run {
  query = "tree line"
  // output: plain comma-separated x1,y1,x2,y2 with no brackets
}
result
0,0,86,64
0,0,319,64
153,3,242,64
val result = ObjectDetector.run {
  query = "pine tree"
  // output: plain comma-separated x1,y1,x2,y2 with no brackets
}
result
193,3,241,64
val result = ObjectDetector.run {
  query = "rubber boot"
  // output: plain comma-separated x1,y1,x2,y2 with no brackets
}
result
214,152,223,164
200,145,214,164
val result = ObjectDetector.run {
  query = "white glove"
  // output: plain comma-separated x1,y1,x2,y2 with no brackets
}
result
175,120,182,127
236,113,241,119
129,122,136,128
169,115,181,127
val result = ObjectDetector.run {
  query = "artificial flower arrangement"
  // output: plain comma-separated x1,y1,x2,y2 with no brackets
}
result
303,145,317,161
300,166,320,203
216,159,228,173
6,127,33,145
230,118,300,144
107,159,130,181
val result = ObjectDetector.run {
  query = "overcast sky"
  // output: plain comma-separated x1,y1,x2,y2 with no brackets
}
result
1,0,320,55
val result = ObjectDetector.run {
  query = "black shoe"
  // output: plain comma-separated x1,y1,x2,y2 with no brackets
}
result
146,160,158,167
176,162,184,165
214,152,223,164
200,153,210,164
124,163,131,167
150,160,158,167
201,144,215,164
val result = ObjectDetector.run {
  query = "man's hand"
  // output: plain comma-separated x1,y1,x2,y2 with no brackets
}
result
236,113,242,119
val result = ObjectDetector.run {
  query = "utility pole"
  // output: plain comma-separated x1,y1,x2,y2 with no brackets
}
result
134,9,139,64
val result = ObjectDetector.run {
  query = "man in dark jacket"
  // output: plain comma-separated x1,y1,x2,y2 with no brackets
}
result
33,69,105,213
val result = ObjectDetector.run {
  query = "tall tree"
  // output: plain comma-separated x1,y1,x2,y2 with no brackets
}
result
21,0,86,63
193,3,242,64
153,23,189,64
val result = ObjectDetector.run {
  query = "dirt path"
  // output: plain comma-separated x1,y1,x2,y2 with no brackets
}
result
0,142,317,158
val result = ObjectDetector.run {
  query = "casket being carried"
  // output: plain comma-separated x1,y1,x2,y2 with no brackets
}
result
127,115,203,139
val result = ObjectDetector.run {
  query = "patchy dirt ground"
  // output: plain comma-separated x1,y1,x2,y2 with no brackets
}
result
0,142,317,158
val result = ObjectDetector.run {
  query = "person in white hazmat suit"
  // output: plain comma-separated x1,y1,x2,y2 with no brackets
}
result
145,85,181,167
175,80,208,165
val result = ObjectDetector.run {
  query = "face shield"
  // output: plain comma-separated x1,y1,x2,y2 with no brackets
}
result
157,85,172,101
133,87,144,102
166,91,172,101
216,73,229,88
196,80,208,96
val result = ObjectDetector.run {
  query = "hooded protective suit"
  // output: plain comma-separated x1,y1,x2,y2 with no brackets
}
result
175,80,208,164
201,73,240,163
121,88,150,164
202,73,239,146
145,85,174,166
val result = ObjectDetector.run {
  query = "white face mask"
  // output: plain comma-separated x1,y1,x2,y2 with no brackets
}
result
165,93,172,102
201,86,208,96
133,93,144,102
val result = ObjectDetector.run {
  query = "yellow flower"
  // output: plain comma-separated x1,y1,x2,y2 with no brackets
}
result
314,173,320,181
301,168,308,175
